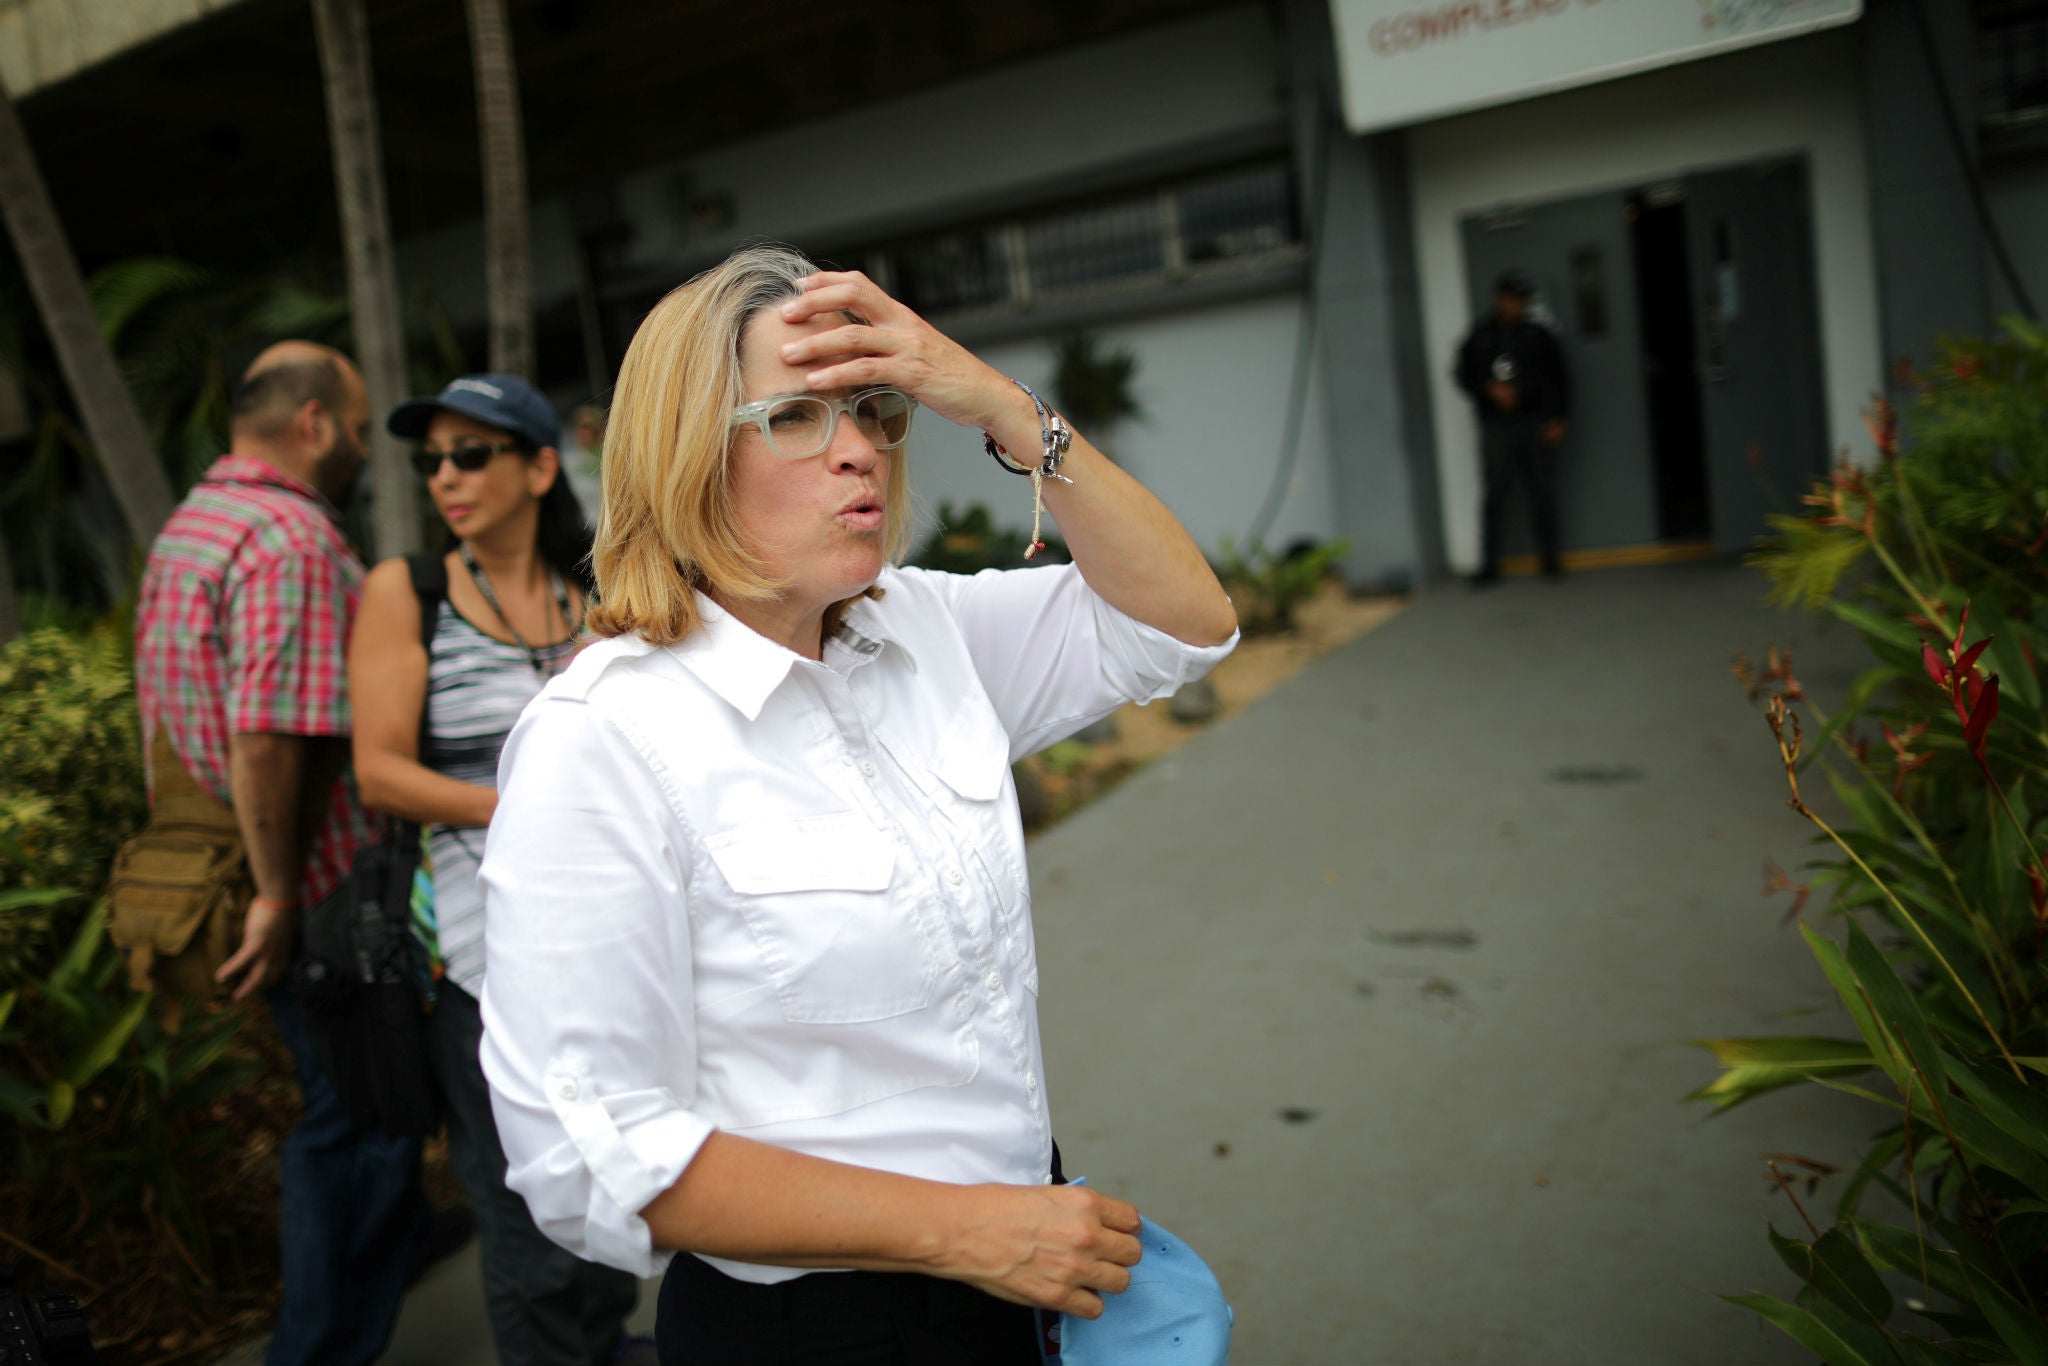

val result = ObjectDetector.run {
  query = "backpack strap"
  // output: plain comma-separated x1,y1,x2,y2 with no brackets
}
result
394,551,451,857
404,551,449,652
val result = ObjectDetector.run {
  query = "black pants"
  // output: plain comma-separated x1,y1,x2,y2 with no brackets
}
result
427,981,641,1366
655,1255,1040,1366
1480,417,1561,575
657,1146,1064,1366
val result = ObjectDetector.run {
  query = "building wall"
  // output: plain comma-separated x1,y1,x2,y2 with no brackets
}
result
1985,161,2048,321
0,0,249,97
904,291,1339,557
1405,29,1883,573
398,2,1340,561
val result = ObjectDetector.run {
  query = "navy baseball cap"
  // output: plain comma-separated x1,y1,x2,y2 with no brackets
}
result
1495,269,1535,298
386,373,560,451
1052,1201,1233,1366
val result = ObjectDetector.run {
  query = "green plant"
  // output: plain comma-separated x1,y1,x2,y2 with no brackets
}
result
1699,319,2048,1361
0,889,285,1362
909,502,1069,576
1051,332,1143,456
0,624,146,979
1215,537,1348,635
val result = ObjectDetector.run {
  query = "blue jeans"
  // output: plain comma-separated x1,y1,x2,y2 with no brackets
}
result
265,987,427,1366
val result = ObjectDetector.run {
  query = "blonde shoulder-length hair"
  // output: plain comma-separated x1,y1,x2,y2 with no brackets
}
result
587,243,914,645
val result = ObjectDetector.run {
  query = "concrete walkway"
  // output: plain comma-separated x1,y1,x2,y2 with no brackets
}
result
382,561,1876,1365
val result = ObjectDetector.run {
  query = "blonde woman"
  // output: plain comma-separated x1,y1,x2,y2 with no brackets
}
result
479,244,1237,1365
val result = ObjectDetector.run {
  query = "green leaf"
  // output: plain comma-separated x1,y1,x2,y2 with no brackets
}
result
1837,1129,1908,1221
1804,924,1902,1086
1946,1057,2048,1162
0,886,83,922
1964,1259,2048,1366
1802,666,1900,769
1851,1215,1972,1304
48,897,110,995
0,989,14,1032
1827,768,1899,843
1826,599,1922,653
46,1079,74,1129
0,1068,44,1126
1721,1292,1881,1366
1770,1226,1894,1323
1843,920,1946,1095
60,988,148,1090
1689,1037,1876,1110
1811,1228,1894,1321
86,255,207,346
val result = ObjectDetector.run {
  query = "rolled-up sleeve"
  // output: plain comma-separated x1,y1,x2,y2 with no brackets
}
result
906,563,1238,759
478,694,712,1277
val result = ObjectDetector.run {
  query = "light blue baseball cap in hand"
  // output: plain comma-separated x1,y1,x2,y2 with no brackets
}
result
1050,1189,1233,1366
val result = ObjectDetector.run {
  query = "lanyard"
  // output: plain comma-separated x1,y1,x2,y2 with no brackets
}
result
459,543,580,677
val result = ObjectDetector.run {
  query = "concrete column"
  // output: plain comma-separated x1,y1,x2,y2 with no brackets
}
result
1282,0,1442,591
1861,0,1991,380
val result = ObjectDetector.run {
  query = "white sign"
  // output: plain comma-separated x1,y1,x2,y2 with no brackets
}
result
1329,0,1863,134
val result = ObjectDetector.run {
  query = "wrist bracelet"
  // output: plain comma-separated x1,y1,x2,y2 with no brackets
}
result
982,379,1074,559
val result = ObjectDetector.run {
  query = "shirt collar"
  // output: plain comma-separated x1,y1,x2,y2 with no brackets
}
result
665,594,805,722
202,454,343,521
665,587,915,721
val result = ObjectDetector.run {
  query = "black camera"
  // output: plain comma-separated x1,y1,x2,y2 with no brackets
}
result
0,1266,98,1364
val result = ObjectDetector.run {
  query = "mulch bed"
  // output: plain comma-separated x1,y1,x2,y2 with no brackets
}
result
3,1007,460,1366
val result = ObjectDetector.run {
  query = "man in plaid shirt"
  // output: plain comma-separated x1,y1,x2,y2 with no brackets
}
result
135,341,428,1366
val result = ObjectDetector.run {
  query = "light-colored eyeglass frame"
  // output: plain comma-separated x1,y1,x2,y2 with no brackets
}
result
728,386,919,459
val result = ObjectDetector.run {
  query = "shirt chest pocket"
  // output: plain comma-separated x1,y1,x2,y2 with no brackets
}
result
705,813,942,1024
925,702,1038,995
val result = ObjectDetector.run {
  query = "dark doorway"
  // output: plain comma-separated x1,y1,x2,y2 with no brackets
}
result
1629,192,1710,541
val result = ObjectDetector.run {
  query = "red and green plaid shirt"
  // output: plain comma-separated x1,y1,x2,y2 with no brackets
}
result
135,455,373,906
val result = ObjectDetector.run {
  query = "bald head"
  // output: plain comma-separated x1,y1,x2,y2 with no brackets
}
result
231,341,358,441
230,341,371,504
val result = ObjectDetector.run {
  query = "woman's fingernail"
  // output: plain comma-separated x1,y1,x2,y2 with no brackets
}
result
782,302,800,317
781,343,799,359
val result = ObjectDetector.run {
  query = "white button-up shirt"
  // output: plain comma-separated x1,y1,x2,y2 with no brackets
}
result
478,563,1235,1279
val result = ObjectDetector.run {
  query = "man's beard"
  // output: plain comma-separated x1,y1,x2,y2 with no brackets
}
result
312,437,364,507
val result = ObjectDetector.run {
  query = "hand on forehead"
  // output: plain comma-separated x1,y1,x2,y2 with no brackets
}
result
740,307,862,400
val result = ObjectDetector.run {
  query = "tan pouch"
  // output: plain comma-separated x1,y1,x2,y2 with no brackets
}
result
105,731,250,996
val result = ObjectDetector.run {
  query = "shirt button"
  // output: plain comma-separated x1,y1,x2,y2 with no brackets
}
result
557,1081,578,1102
1025,1070,1039,1094
947,869,964,886
986,970,1003,992
860,760,878,778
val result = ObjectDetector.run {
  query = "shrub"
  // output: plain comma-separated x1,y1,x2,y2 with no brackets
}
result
910,502,1069,576
0,891,289,1363
0,624,146,979
1215,537,1349,635
1701,321,2048,1361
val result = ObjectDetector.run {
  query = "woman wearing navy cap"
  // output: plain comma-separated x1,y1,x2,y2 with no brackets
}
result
348,375,646,1366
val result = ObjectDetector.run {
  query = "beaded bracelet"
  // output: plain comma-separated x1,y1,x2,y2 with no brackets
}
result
982,379,1073,559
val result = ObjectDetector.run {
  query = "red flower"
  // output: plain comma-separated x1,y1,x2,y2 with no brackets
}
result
1923,604,2001,772
1763,859,1812,924
1881,721,1933,797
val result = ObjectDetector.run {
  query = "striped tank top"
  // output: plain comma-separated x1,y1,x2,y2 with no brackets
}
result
422,600,578,994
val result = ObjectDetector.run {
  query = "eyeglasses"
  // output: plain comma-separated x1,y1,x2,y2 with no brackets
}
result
411,440,521,479
729,387,917,460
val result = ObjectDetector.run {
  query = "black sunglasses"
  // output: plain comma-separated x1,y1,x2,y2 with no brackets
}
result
411,440,521,478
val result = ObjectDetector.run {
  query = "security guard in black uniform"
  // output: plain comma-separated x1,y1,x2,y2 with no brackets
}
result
1454,270,1572,584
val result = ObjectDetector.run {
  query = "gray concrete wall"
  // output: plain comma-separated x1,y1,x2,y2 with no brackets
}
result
1984,160,2048,321
1860,0,1992,375
0,0,252,97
